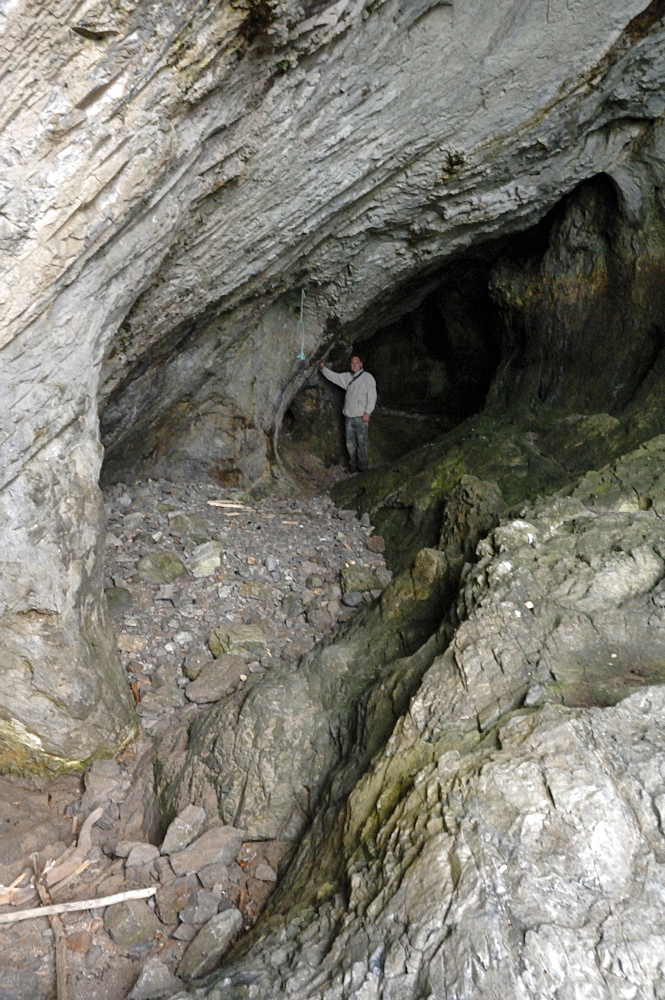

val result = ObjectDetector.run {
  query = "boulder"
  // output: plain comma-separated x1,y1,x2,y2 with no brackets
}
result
177,909,243,982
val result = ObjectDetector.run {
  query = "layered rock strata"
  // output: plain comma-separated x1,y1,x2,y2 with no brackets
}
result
2,0,665,771
166,437,665,999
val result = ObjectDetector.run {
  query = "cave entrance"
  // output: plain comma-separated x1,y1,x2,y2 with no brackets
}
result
279,256,503,477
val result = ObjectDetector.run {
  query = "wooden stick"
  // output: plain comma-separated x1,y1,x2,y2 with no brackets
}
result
32,854,68,1000
0,887,156,925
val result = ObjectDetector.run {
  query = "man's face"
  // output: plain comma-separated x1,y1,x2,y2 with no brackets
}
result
350,356,362,372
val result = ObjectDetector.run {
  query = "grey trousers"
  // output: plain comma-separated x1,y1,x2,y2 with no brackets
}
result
345,416,369,471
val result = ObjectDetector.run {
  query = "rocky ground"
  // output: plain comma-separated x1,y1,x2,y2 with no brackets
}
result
0,473,391,1000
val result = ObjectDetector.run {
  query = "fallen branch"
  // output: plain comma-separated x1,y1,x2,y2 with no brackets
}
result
33,854,68,1000
0,886,156,925
44,806,103,890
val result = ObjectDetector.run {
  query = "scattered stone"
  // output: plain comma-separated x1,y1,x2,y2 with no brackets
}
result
128,957,183,999
124,512,145,532
365,534,385,553
185,655,248,704
179,889,220,924
105,586,134,616
190,541,223,578
306,606,334,631
183,649,214,681
104,899,163,949
170,826,245,877
342,591,364,607
67,930,93,954
138,551,187,584
239,580,273,600
197,863,229,890
156,874,201,925
254,863,277,882
168,513,211,538
117,634,148,652
177,908,243,981
282,593,304,618
340,564,383,593
126,843,160,867
161,805,207,855
84,759,124,806
173,923,197,942
208,624,267,660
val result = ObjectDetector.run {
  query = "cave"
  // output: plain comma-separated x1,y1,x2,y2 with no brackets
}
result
3,1,665,998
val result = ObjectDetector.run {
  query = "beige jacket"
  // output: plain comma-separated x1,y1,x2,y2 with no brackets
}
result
321,367,377,418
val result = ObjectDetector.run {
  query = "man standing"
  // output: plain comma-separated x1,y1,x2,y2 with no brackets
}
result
319,355,377,472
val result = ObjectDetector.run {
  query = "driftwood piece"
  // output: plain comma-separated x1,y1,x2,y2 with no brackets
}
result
33,854,68,1000
44,806,104,890
0,887,156,925
0,806,104,908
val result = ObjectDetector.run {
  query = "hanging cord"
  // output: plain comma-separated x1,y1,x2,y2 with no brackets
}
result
296,287,306,360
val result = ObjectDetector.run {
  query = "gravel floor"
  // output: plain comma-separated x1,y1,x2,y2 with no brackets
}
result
0,476,390,1000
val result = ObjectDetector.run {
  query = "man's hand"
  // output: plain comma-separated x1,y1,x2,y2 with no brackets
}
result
362,412,370,423
319,361,325,370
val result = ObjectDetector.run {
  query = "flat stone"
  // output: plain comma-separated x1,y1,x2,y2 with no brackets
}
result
239,580,274,599
104,899,162,949
105,586,134,617
177,908,243,981
342,591,364,607
179,889,220,924
197,862,229,891
128,957,183,999
84,759,123,805
183,649,214,681
208,624,267,660
66,931,92,954
161,805,207,855
254,863,277,882
185,655,247,704
155,874,200,925
126,843,160,868
306,607,333,631
136,687,185,717
340,564,383,594
282,593,304,618
168,513,211,539
117,633,148,652
170,826,244,877
190,541,223,578
173,923,197,942
123,512,145,532
138,551,187,584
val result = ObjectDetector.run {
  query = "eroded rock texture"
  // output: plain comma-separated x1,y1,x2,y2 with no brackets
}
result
1,0,664,776
165,441,665,999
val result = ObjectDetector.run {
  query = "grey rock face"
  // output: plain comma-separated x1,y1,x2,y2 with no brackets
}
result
1,0,664,774
157,545,453,841
161,446,665,999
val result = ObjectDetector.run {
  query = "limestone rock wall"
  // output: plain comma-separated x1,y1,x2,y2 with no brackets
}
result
1,0,665,765
168,439,665,999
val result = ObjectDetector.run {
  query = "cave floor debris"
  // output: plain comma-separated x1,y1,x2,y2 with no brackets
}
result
0,476,388,1000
